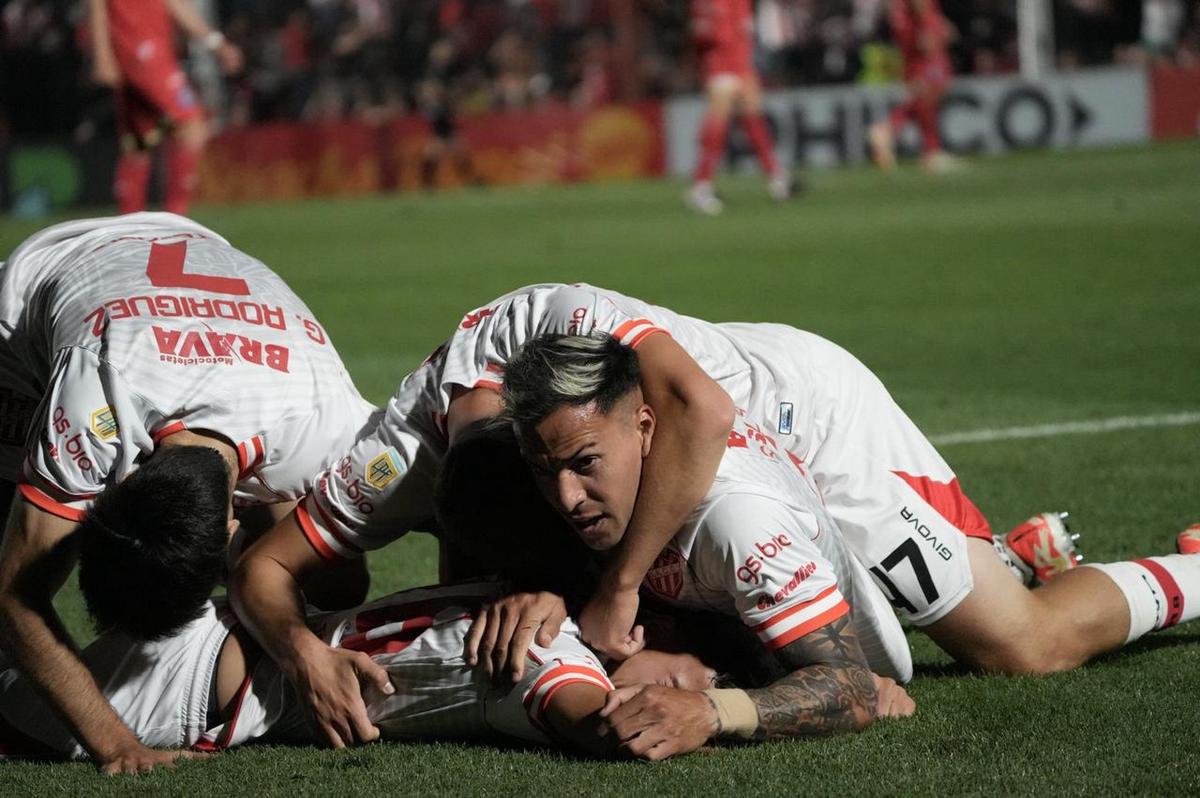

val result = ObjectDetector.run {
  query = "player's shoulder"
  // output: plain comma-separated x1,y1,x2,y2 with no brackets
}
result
692,485,820,550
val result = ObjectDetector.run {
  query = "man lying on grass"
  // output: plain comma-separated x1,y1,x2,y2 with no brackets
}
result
0,581,913,763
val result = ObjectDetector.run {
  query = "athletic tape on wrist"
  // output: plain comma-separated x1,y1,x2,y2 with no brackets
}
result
703,688,758,739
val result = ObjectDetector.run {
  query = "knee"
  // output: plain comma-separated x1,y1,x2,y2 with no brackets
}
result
962,633,1081,676
176,119,209,150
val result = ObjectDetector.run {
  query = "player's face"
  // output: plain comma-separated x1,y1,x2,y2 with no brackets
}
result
519,395,654,551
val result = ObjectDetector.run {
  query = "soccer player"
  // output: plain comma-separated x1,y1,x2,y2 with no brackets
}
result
87,0,243,214
684,0,794,215
392,283,1199,682
0,213,376,773
867,0,960,173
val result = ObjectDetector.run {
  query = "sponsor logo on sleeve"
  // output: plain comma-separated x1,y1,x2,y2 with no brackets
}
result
90,406,118,440
778,402,793,435
645,547,684,599
735,532,792,584
756,561,818,610
366,448,404,489
567,306,589,335
460,307,495,329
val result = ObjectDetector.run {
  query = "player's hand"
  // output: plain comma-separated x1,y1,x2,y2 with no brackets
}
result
872,674,915,719
291,642,394,748
579,585,644,660
97,740,206,776
599,685,718,761
463,591,566,682
217,42,244,74
610,650,717,692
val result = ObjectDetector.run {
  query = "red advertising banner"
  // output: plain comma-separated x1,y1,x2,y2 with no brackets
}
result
197,103,664,203
1150,66,1200,140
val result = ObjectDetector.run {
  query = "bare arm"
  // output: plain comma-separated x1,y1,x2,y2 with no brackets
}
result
86,0,121,86
0,498,193,773
542,682,619,758
229,512,391,748
582,334,734,655
163,0,243,73
745,613,878,738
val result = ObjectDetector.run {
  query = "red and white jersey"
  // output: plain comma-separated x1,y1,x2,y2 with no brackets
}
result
0,213,376,520
643,409,913,682
0,584,612,757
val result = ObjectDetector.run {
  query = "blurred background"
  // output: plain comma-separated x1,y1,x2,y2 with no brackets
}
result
1,0,1198,212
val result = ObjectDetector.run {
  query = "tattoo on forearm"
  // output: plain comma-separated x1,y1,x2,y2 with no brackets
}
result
746,615,878,739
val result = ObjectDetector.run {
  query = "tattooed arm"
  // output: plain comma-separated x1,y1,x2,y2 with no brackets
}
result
745,613,877,739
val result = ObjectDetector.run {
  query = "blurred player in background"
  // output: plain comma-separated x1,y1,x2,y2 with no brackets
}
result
87,0,243,215
868,0,961,173
0,214,374,773
685,0,794,215
417,38,476,191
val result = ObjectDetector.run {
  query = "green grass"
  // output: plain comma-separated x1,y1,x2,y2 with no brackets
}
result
2,141,1199,794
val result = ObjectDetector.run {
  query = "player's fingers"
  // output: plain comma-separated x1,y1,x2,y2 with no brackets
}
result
508,621,540,682
491,604,522,680
623,724,667,758
463,605,490,665
599,685,645,718
479,603,504,676
355,652,395,695
319,716,349,749
534,601,567,647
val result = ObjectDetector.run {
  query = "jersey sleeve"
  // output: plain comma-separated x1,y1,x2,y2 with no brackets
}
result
295,390,434,561
19,347,139,521
690,493,850,652
433,285,670,417
487,618,613,743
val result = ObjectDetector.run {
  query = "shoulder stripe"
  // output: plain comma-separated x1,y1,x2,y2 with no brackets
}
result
17,483,87,522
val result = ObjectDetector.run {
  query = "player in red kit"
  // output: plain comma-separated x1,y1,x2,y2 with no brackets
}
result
88,0,243,215
868,0,961,173
685,0,794,216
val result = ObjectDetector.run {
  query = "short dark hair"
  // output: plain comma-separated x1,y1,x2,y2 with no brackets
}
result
502,333,640,428
434,419,597,602
77,445,231,640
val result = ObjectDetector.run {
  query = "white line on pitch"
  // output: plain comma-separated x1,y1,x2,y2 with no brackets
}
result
930,411,1200,446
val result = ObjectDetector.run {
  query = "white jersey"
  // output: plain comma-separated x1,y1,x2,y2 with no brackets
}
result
0,584,612,758
0,214,376,519
300,283,991,627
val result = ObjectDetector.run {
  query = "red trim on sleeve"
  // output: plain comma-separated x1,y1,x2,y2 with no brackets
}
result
539,677,611,716
294,502,341,562
626,327,667,349
523,665,608,712
17,483,87,522
611,319,644,340
764,600,850,651
753,585,840,633
152,420,188,443
472,379,502,392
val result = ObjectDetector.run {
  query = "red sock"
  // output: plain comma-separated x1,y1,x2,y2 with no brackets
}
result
742,114,780,177
694,113,730,183
165,144,202,215
888,102,913,133
114,151,151,214
915,97,941,155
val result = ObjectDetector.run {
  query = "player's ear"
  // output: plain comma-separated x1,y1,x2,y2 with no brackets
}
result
636,402,655,457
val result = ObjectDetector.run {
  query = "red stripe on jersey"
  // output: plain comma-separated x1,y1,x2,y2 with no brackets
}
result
538,677,611,716
626,327,667,349
17,483,87,522
765,600,850,650
891,471,993,540
152,420,188,443
354,597,482,632
526,649,544,667
251,436,264,467
753,585,840,633
611,318,653,342
194,671,254,752
236,442,249,476
473,379,502,392
308,490,364,555
1135,559,1185,628
295,502,340,561
485,363,504,375
523,665,607,712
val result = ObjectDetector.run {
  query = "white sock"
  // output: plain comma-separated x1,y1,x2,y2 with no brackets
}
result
1084,555,1200,643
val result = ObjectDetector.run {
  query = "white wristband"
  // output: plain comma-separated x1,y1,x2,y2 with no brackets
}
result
203,31,225,51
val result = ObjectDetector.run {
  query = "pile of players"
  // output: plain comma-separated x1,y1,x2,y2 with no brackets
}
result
0,214,1197,772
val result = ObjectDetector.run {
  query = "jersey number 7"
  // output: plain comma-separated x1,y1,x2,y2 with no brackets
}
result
146,241,250,296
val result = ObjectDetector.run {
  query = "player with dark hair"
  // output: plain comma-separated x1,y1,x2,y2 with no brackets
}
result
0,214,376,773
684,0,794,215
87,0,243,214
77,446,231,641
486,329,1200,757
867,0,961,173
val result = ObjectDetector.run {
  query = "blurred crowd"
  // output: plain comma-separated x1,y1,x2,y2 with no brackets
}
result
3,0,1200,140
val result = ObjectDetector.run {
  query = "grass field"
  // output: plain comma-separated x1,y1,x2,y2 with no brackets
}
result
0,142,1198,795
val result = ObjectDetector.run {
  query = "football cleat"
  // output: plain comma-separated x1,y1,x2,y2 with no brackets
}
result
920,150,966,174
684,182,723,216
999,512,1082,588
1176,523,1200,555
767,171,795,202
867,122,897,171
